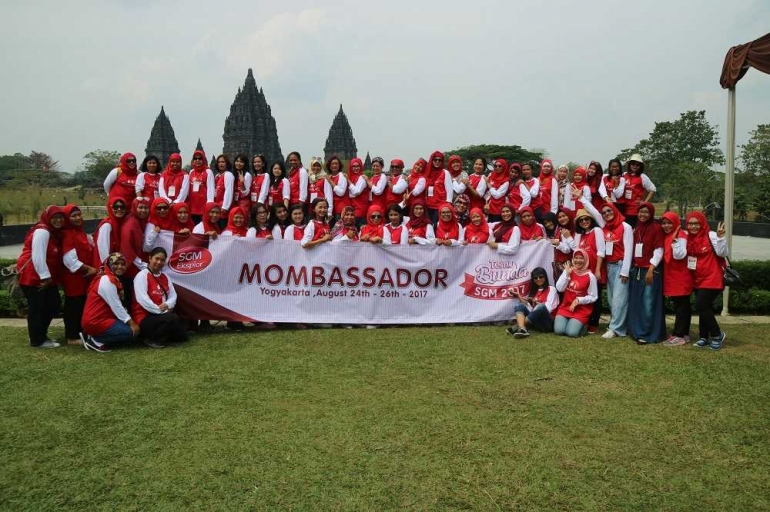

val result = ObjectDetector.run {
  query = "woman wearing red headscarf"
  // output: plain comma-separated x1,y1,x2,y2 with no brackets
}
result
120,197,151,279
142,197,174,253
359,204,391,244
448,154,468,198
465,158,488,213
538,159,559,215
406,200,435,245
61,204,98,345
463,208,492,244
407,158,428,208
627,203,666,344
192,202,223,238
159,153,189,204
486,158,510,222
94,196,128,266
222,207,248,237
17,205,66,348
104,152,139,205
563,167,592,211
520,163,542,221
80,253,139,353
171,202,194,235
586,161,610,209
582,200,633,339
434,203,464,246
187,150,215,225
347,157,369,226
425,151,453,224
686,212,728,349
660,211,693,346
489,206,545,255
331,206,359,242
566,208,605,333
553,249,599,337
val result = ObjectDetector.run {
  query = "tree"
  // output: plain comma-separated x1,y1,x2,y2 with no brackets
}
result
442,144,546,174
740,124,770,177
618,110,724,215
28,151,60,172
80,150,121,181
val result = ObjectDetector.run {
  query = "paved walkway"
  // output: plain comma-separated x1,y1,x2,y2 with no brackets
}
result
1,316,768,328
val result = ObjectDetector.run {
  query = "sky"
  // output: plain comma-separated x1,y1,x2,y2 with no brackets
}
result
1,0,768,173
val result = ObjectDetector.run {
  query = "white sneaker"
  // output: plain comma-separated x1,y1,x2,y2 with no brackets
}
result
601,330,617,339
35,340,61,349
366,325,379,330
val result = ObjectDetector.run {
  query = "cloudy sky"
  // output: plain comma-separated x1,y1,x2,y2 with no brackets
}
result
1,0,768,172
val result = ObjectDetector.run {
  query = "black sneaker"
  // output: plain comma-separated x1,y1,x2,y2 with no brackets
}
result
83,335,110,353
143,340,166,349
514,328,530,339
505,326,516,336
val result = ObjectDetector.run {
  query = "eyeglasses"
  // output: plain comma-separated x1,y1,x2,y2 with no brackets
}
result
193,157,203,161
126,159,136,164
112,204,126,210
686,221,701,226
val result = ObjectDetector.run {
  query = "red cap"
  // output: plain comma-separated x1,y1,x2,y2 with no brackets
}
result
390,159,404,167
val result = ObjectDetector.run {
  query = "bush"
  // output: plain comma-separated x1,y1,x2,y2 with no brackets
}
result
731,260,770,291
0,290,26,317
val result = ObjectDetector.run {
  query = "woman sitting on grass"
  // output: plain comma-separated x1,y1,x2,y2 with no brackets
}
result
506,267,559,338
553,249,598,338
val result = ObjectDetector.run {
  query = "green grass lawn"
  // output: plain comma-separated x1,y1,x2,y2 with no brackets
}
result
1,324,768,511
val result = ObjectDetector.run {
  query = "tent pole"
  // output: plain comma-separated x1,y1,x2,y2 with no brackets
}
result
722,86,736,316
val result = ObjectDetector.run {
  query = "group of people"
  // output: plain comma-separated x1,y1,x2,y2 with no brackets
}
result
16,149,730,351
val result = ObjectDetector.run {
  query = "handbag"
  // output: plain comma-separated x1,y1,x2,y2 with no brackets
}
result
722,256,741,287
1,260,29,300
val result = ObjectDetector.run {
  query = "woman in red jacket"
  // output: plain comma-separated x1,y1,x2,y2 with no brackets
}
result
187,150,214,225
222,207,248,237
567,208,605,333
686,212,728,349
132,247,187,349
434,203,464,246
620,154,656,228
465,158,488,213
426,151,453,224
553,249,599,338
463,208,492,244
325,156,349,224
120,197,150,279
104,152,138,205
331,206,359,242
135,155,162,200
628,203,666,344
17,205,66,348
80,253,140,353
61,204,98,345
192,202,223,238
359,205,390,244
506,267,559,337
407,158,428,208
660,211,693,346
486,159,510,222
384,204,408,245
301,198,332,249
94,197,127,266
285,151,308,210
159,153,189,204
347,157,369,226
406,200,434,245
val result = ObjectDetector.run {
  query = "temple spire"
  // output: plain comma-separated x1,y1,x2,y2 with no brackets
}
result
324,104,358,161
145,106,180,166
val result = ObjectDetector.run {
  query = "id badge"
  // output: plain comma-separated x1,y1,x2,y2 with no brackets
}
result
634,243,643,258
168,185,176,197
428,186,435,197
624,189,632,200
268,196,274,206
605,241,614,256
310,192,318,202
192,181,201,192
251,193,257,202
687,256,697,270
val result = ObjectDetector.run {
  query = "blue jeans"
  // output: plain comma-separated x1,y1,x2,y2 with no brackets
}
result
606,261,629,336
92,320,134,346
554,315,586,337
514,304,554,332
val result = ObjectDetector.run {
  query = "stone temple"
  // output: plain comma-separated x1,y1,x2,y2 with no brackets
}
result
145,106,180,166
324,105,358,161
222,69,283,164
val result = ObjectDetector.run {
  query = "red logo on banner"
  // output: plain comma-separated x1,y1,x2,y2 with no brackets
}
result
168,247,213,274
459,259,531,300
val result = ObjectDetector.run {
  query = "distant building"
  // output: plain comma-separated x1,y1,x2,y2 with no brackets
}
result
222,69,283,164
324,104,358,161
364,151,372,170
145,106,181,166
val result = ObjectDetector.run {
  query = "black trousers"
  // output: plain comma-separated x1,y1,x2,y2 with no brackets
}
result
22,285,61,346
694,288,721,339
140,313,188,344
63,294,86,339
589,282,604,328
670,295,692,338
119,276,134,310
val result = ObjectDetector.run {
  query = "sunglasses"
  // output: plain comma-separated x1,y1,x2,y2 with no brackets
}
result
578,217,592,222
112,204,126,210
370,214,382,219
533,275,546,280
193,157,203,161
601,210,614,215
432,158,442,162
126,159,136,164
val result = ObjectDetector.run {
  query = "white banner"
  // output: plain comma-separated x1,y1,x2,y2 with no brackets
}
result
157,232,554,324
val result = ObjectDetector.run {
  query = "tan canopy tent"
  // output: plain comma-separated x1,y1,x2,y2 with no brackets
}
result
719,32,770,314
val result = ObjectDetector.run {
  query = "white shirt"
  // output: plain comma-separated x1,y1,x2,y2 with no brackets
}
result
134,269,177,314
159,173,190,203
97,276,131,323
556,271,599,305
30,229,53,279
